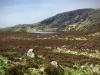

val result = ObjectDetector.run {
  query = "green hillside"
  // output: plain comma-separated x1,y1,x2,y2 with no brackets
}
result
0,8,100,32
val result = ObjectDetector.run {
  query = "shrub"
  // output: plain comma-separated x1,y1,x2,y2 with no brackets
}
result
26,58,38,68
0,55,14,75
8,56,14,61
44,62,64,75
6,64,29,75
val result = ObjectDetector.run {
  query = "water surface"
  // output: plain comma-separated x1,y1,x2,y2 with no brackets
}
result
28,31,58,34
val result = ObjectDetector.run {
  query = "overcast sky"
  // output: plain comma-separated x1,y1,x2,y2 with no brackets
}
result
0,0,100,28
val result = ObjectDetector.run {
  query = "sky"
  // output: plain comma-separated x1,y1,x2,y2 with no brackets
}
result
0,0,100,28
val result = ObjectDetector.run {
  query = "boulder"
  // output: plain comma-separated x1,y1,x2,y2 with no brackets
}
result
51,61,58,68
27,49,36,58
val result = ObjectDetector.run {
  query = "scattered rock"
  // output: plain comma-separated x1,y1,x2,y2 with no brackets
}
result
51,61,58,68
26,49,37,58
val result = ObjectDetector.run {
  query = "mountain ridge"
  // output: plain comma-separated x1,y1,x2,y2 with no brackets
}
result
0,8,100,32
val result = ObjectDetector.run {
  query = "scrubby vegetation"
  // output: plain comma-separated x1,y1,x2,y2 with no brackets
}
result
0,28,100,75
0,55,14,75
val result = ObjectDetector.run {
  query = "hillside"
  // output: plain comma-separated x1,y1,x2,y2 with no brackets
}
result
0,8,100,32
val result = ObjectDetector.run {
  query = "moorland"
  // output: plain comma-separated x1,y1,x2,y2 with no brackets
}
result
0,26,100,75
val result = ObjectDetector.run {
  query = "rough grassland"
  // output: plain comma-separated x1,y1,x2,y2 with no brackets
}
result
0,31,100,75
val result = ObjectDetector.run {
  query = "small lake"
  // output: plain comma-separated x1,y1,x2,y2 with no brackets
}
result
27,31,58,34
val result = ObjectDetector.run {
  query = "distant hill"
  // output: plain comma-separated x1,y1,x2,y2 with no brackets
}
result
0,8,100,32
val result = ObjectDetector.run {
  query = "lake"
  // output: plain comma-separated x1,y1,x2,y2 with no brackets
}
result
27,31,58,34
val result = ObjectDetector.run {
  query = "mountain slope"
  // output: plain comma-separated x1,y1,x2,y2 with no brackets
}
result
0,8,100,32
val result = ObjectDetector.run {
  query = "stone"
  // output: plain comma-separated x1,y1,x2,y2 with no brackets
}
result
51,61,58,68
27,49,36,58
